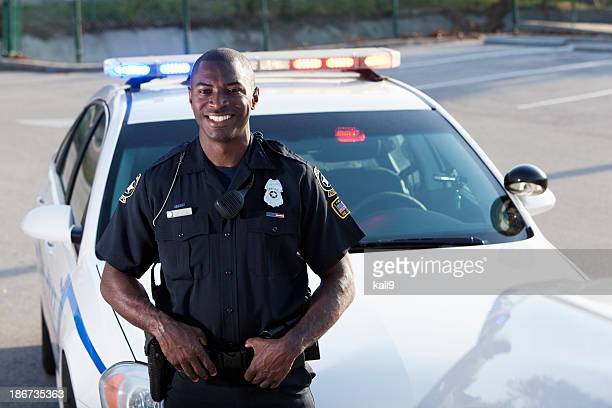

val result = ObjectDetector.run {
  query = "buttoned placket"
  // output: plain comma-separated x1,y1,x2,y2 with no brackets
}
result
181,135,276,345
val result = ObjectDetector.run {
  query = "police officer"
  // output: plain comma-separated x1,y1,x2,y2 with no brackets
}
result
97,48,364,407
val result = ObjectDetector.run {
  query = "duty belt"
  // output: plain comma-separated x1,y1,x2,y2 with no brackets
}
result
204,347,305,384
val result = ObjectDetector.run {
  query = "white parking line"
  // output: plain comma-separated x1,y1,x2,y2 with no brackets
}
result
16,118,73,128
517,88,612,110
415,59,612,90
399,45,574,69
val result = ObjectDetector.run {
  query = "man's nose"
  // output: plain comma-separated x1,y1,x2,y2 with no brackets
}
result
208,89,228,107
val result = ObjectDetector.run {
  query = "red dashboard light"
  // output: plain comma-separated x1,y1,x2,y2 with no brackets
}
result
335,127,366,143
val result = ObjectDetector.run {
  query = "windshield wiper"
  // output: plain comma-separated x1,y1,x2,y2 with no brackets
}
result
354,236,485,250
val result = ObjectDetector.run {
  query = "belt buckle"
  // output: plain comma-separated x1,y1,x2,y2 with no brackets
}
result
221,351,243,370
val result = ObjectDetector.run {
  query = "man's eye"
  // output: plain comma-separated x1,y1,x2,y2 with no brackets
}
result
229,88,241,94
199,89,212,95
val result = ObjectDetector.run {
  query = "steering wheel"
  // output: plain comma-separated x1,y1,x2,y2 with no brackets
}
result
352,192,427,217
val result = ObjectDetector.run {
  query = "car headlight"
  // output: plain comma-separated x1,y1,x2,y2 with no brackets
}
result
99,362,156,408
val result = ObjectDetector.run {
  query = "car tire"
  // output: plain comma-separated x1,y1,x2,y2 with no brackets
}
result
61,354,77,408
41,307,56,375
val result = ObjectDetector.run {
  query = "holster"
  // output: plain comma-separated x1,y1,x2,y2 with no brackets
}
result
141,263,175,403
144,332,175,402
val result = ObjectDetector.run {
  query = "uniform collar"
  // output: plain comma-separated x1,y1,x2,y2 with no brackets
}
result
180,133,275,178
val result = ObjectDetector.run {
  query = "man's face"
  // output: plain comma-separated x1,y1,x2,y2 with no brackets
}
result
189,60,259,143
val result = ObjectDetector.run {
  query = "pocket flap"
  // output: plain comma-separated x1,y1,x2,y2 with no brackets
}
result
247,215,298,235
155,215,209,241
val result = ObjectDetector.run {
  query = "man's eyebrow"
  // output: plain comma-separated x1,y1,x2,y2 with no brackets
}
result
193,81,244,87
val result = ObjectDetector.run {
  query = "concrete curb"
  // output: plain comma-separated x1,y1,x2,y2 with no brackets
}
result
484,35,569,47
484,34,612,53
0,57,101,73
521,20,612,37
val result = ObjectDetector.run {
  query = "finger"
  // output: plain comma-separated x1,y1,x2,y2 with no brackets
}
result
259,380,271,389
251,372,267,386
198,350,217,377
180,362,199,382
244,365,256,382
244,338,258,349
189,357,208,381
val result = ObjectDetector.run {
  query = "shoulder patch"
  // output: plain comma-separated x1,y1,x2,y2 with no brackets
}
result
119,173,141,204
313,166,337,198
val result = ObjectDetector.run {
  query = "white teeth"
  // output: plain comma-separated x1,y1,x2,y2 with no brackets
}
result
207,115,231,122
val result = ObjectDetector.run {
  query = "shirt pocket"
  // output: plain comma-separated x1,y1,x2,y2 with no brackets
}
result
246,215,301,278
155,214,210,281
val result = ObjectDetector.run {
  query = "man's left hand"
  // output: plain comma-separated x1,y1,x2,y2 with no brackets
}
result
244,337,302,388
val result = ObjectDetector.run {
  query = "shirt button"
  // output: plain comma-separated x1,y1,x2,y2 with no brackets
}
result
225,307,233,314
225,270,232,276
178,232,184,238
272,226,278,233
224,232,231,238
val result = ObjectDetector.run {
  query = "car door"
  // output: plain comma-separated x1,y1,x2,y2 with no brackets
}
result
41,102,106,345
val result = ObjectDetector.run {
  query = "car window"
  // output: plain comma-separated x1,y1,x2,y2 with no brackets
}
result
57,104,102,193
70,111,106,226
98,111,530,245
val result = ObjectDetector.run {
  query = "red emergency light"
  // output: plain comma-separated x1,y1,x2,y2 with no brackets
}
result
335,127,366,143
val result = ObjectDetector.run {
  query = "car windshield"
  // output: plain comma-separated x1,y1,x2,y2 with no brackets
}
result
98,110,531,246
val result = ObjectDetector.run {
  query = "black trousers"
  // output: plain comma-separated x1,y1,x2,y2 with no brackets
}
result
163,365,315,408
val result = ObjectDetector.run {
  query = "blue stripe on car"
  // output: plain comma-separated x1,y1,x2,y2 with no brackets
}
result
59,276,107,373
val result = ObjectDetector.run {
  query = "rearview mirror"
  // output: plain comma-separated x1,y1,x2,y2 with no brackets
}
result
21,205,77,244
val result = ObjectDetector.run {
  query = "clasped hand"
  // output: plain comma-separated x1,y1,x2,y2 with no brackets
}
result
244,337,302,388
156,318,300,387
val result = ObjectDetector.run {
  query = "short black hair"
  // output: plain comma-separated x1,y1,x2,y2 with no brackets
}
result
188,48,255,90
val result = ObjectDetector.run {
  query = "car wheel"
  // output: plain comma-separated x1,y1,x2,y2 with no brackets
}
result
41,307,56,375
61,354,77,408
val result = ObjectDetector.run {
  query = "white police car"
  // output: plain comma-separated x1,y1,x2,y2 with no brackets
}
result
21,48,612,408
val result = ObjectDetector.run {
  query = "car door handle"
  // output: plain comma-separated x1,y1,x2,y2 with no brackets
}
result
36,196,45,206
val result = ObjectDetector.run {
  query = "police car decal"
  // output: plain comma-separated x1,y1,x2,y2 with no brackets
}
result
119,173,141,204
264,178,284,207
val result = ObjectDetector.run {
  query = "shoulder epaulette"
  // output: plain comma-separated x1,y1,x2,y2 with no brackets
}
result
151,141,190,168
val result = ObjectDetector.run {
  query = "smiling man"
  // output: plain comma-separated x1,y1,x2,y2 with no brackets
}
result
97,48,364,407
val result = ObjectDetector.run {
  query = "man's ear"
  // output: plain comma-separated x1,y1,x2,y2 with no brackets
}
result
251,87,260,109
188,87,193,105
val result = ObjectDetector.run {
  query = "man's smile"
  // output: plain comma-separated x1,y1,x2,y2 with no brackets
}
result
202,113,236,125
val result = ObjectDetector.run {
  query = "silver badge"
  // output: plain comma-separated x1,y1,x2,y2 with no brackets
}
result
264,179,284,208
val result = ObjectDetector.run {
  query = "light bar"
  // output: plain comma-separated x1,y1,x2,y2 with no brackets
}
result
103,48,401,81
159,62,191,75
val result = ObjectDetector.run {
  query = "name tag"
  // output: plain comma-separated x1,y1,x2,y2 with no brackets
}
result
166,207,193,219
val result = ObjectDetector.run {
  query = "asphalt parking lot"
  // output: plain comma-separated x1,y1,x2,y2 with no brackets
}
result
1,37,611,399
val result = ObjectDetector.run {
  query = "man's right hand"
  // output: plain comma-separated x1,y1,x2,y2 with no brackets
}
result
153,316,217,382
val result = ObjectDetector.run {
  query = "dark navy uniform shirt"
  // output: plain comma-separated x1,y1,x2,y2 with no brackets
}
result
96,133,364,348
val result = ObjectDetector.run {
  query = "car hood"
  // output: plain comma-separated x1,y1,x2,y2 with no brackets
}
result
418,292,612,407
110,236,612,406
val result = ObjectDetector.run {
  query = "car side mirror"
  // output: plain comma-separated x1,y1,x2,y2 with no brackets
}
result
504,164,555,216
21,205,80,244
504,164,548,196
